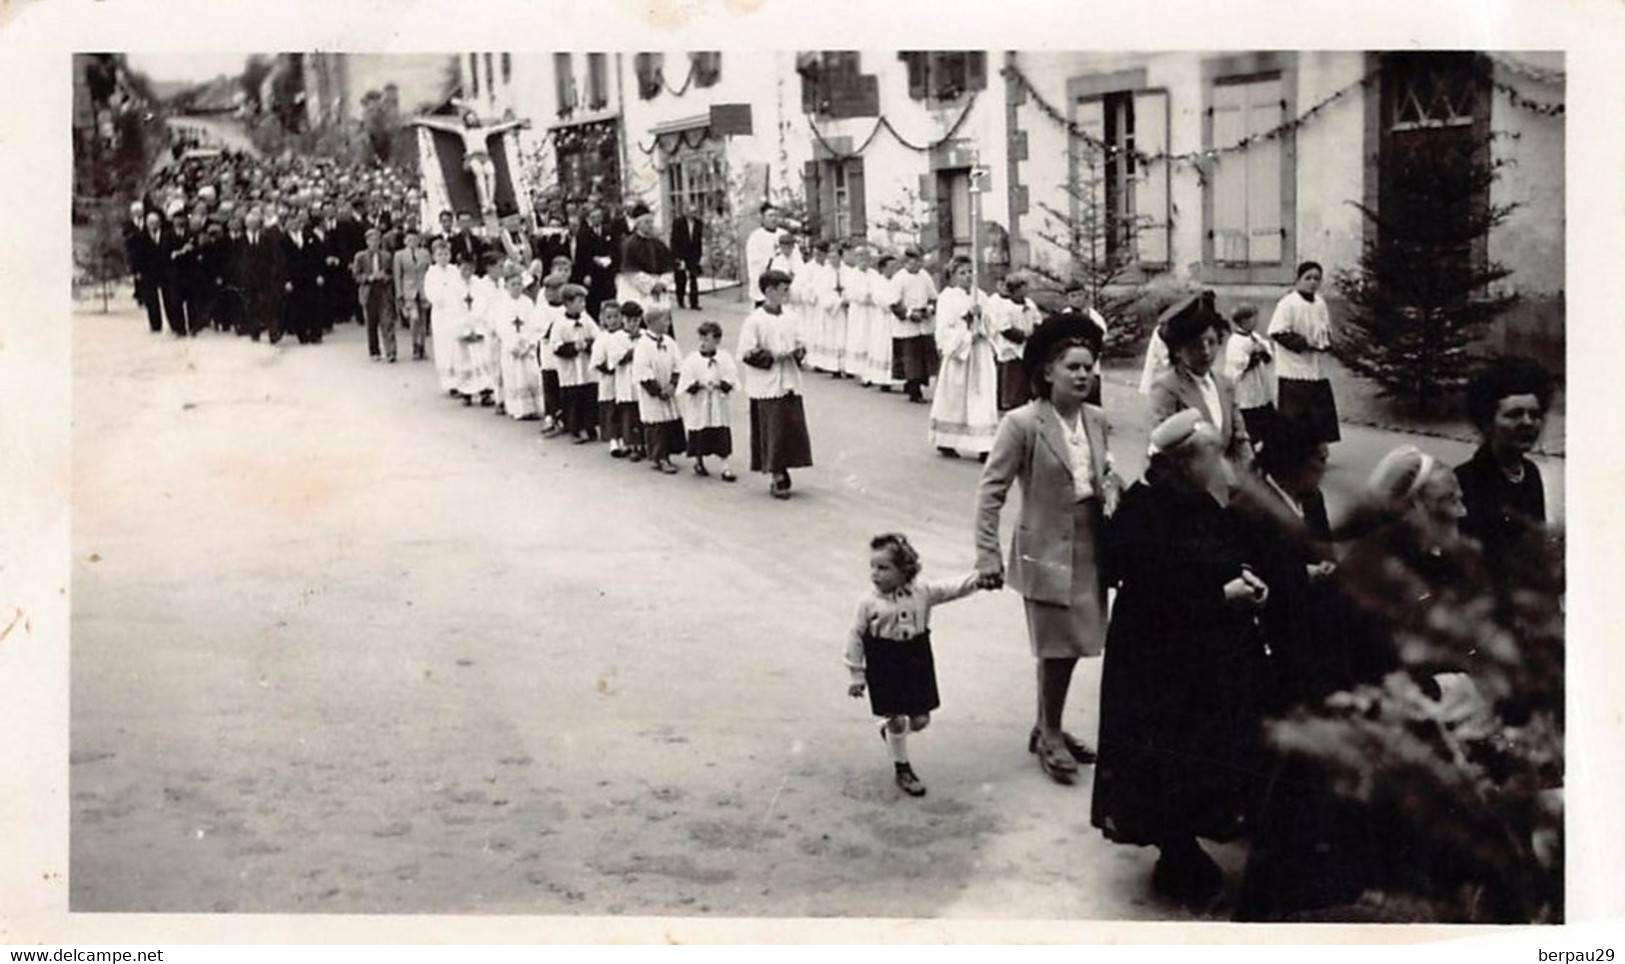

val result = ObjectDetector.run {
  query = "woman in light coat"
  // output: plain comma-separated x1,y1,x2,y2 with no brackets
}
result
975,314,1122,784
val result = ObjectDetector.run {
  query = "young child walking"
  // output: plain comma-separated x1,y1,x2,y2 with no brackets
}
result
615,301,647,462
632,306,686,474
845,532,988,797
677,320,740,482
590,301,625,452
1222,303,1277,450
550,283,601,443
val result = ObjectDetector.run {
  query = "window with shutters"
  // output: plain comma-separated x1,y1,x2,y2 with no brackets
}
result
554,53,577,116
1071,87,1171,269
797,52,880,119
691,51,722,89
899,52,988,103
802,156,867,241
586,53,610,111
1207,74,1287,267
634,53,664,101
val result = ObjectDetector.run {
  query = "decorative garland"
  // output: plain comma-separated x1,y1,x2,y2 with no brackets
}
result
1494,79,1565,117
1007,53,1564,170
802,89,982,160
1005,57,1377,172
660,58,697,98
633,126,715,157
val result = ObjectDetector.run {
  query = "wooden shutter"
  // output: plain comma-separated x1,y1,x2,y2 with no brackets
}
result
1246,77,1284,264
554,53,575,114
1072,98,1107,245
587,53,608,109
847,159,866,240
803,161,823,239
799,54,820,113
902,52,927,101
1133,90,1170,265
1210,82,1247,263
967,51,987,92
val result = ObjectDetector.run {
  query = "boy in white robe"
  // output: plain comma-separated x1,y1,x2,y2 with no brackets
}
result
928,256,998,459
989,273,1042,413
739,269,814,499
801,242,835,372
632,306,685,473
677,319,740,482
422,240,468,397
535,272,570,436
447,259,496,407
613,301,647,461
893,247,939,403
489,270,544,419
840,244,872,382
548,283,602,443
589,301,626,453
866,254,903,391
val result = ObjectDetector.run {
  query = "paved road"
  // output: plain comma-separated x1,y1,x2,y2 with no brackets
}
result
68,296,1563,920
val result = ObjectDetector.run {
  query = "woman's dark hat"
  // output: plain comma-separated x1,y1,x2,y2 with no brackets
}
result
1022,312,1105,384
1160,289,1224,351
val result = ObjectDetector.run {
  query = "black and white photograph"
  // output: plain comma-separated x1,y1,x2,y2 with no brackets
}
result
3,0,1620,949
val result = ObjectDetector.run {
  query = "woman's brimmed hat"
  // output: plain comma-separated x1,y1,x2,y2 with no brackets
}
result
1160,290,1225,351
1022,312,1105,385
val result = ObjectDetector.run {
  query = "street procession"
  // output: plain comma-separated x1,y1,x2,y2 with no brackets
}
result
66,48,1568,925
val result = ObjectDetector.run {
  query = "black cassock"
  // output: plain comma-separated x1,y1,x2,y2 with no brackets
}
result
1091,479,1270,848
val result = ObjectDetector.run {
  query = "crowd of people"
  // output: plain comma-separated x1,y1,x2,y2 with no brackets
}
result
844,284,1559,918
118,150,1559,920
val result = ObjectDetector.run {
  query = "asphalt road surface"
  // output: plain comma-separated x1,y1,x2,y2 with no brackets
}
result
69,295,1564,920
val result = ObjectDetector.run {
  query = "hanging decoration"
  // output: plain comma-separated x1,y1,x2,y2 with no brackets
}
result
633,126,716,158
1005,53,1565,172
801,89,981,160
1005,57,1377,174
1493,79,1565,117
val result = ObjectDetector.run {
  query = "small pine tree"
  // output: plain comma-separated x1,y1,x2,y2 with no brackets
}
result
74,201,130,313
1334,133,1520,415
874,186,931,256
1030,143,1148,359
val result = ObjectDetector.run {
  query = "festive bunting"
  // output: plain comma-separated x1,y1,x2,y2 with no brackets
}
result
1005,53,1564,174
801,90,982,160
1494,80,1565,117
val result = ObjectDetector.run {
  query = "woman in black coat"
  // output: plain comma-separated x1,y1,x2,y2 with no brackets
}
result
1091,409,1272,902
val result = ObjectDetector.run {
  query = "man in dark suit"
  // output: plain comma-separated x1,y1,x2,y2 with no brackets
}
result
210,220,243,334
238,209,286,342
280,210,330,345
126,211,171,334
179,211,216,335
160,213,194,337
432,209,456,251
573,206,618,318
327,199,367,327
449,211,485,272
669,200,704,310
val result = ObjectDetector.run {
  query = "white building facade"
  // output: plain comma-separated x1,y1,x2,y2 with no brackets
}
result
446,49,1562,362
